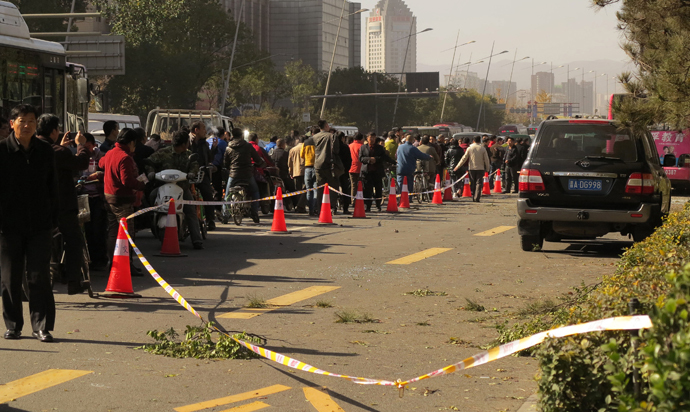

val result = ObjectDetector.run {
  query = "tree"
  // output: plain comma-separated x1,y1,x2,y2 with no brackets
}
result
535,90,551,103
9,0,87,33
95,0,265,119
594,0,690,128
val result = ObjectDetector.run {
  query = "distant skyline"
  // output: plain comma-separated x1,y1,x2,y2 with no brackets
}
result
356,0,632,90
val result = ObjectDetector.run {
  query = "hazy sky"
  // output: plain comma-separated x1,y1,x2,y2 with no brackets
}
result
358,0,630,88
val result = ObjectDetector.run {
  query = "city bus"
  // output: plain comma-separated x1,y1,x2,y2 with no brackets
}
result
0,2,88,131
402,126,440,137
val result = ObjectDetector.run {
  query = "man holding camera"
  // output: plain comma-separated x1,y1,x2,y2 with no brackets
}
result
37,114,91,295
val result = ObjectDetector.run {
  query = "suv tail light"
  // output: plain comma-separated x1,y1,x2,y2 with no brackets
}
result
519,169,545,192
625,173,654,194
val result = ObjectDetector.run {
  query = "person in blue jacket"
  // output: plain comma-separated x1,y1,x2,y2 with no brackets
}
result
396,135,431,191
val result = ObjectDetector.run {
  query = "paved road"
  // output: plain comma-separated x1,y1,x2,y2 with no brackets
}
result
0,192,657,412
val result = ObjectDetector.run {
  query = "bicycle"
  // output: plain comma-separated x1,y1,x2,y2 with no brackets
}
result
266,167,292,212
413,171,431,204
382,167,397,197
33,185,95,299
222,182,252,226
189,167,210,240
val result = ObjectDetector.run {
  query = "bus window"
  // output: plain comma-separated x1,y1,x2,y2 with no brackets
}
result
44,70,53,115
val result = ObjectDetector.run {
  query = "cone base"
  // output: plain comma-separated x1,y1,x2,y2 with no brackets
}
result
347,216,370,219
314,222,338,225
268,230,292,234
101,291,143,299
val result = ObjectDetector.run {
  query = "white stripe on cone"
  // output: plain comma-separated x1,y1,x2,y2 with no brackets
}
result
356,191,363,200
322,192,330,204
275,199,284,210
114,238,129,256
389,183,396,196
402,183,408,192
166,210,176,227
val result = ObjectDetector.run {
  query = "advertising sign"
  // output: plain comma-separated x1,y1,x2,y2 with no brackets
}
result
651,130,690,183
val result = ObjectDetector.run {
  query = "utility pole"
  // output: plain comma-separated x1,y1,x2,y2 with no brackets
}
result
476,41,495,132
440,30,460,124
320,0,348,120
220,0,246,115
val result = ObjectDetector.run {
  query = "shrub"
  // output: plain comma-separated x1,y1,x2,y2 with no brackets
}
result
490,203,690,411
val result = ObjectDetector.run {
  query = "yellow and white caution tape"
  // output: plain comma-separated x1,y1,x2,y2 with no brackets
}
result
118,220,202,320
395,315,652,388
119,219,652,393
177,185,326,206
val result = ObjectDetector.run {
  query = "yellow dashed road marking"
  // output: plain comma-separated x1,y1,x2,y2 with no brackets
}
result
218,401,270,412
474,226,516,237
219,286,340,319
175,384,291,412
303,387,346,412
386,248,453,265
0,369,92,404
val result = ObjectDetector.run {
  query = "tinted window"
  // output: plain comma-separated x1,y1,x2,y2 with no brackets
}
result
535,123,638,162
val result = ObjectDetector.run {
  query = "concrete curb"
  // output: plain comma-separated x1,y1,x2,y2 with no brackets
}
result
516,393,538,412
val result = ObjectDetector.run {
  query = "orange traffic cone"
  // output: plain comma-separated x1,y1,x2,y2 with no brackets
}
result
461,175,472,198
103,218,141,298
494,170,503,193
271,187,289,232
399,176,411,209
432,174,443,204
386,178,398,213
351,181,367,218
482,172,492,196
156,199,186,257
443,170,453,201
317,184,336,224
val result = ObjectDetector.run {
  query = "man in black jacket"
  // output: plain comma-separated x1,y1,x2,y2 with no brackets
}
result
37,114,91,295
271,138,294,211
313,120,344,213
0,105,58,342
190,121,216,230
224,128,265,223
359,132,395,212
444,139,464,197
504,137,521,194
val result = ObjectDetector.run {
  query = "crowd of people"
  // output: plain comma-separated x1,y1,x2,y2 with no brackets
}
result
0,103,533,343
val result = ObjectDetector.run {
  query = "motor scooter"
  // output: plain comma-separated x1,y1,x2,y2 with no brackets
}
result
150,168,206,242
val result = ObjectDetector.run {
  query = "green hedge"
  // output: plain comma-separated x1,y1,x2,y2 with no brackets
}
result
495,202,690,411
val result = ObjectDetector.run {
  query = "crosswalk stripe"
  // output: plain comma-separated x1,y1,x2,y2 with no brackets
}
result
386,248,453,265
218,401,270,412
174,384,291,412
474,225,516,237
0,369,92,404
303,387,346,412
219,286,341,319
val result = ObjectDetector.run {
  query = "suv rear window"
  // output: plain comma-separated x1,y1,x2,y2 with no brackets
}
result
535,123,639,162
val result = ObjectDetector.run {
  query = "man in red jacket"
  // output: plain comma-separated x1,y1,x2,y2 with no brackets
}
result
99,128,146,275
348,133,365,199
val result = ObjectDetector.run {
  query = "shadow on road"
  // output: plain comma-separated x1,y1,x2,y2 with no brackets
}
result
264,362,381,412
541,240,633,258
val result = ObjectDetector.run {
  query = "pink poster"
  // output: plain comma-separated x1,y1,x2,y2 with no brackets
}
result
652,130,690,161
652,130,690,182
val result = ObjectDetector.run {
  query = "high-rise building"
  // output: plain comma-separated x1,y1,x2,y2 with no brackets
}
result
531,71,554,101
365,0,416,73
220,0,271,51
269,0,361,72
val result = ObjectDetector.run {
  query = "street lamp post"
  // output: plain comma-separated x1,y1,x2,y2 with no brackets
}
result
440,36,475,123
475,44,508,131
220,0,246,115
320,4,369,119
504,51,529,108
391,23,433,128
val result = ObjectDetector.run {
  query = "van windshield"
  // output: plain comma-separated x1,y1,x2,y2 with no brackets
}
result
535,123,639,162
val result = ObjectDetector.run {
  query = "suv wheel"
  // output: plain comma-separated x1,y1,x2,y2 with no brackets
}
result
520,234,544,252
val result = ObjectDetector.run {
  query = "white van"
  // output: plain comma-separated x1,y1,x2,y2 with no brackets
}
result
89,113,142,139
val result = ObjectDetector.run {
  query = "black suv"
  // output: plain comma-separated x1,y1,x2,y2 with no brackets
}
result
517,119,671,251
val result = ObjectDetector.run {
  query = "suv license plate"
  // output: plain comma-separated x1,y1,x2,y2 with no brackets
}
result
568,179,602,191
